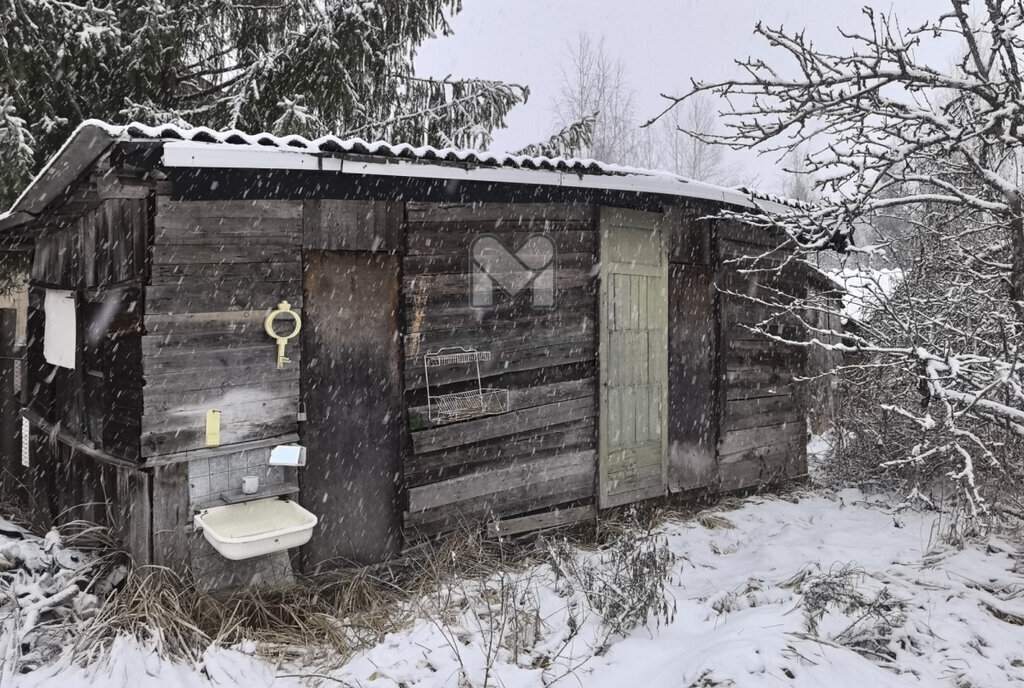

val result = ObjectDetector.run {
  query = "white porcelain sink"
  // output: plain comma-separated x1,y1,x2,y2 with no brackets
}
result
194,497,317,561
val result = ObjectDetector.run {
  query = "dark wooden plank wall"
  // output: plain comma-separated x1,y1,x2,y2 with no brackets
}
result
140,198,304,457
23,419,152,565
27,192,149,461
716,220,808,490
401,202,598,537
31,202,149,288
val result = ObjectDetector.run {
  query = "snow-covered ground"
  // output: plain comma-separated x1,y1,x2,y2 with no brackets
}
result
4,489,1024,687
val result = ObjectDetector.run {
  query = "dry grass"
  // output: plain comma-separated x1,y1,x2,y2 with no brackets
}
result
70,560,412,666
0,469,49,533
40,492,786,670
60,523,552,668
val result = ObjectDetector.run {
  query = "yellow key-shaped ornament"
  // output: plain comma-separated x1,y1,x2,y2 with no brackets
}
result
264,300,302,369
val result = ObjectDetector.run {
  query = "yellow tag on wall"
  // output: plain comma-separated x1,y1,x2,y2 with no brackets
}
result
206,410,221,447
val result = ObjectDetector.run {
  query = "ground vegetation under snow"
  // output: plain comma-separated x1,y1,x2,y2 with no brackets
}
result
3,484,1024,687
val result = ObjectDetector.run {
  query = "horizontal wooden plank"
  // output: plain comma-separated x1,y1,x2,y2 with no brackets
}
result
406,228,595,256
725,386,797,401
406,327,594,373
143,432,299,466
716,222,791,250
405,340,594,390
718,422,805,456
405,418,595,486
725,347,806,369
404,268,593,297
146,281,302,314
149,262,301,285
143,363,301,394
145,310,288,336
142,395,297,433
718,246,791,268
411,396,593,454
726,368,798,387
141,414,298,457
487,505,596,538
406,202,594,223
718,458,764,492
144,329,283,353
403,284,596,314
151,244,294,265
408,449,596,513
403,302,595,339
719,271,806,296
144,380,299,415
405,317,595,360
724,324,806,343
404,466,595,536
723,407,804,432
154,222,302,246
156,198,303,219
718,439,805,491
408,377,595,428
143,343,297,375
726,338,804,355
724,394,800,417
403,251,594,276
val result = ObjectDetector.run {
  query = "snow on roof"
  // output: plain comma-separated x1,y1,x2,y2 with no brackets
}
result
734,186,816,211
1,119,800,231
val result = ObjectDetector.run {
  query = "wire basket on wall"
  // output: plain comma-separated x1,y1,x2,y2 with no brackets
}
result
424,347,509,423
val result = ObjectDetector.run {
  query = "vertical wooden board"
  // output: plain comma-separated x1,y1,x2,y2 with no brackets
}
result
636,383,650,442
130,470,152,567
598,207,668,508
300,251,403,568
82,214,97,287
668,264,718,491
665,206,709,265
304,200,403,252
118,468,152,566
151,462,188,570
0,310,19,478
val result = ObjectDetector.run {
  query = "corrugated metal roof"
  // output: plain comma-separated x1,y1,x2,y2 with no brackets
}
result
1,119,802,230
116,121,621,174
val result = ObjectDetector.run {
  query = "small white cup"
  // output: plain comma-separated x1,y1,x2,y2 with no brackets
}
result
241,475,259,494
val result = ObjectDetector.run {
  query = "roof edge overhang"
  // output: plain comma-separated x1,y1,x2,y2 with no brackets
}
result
1,120,808,234
160,140,750,207
0,122,125,233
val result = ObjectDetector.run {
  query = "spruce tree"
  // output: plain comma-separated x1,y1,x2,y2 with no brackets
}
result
0,1,528,205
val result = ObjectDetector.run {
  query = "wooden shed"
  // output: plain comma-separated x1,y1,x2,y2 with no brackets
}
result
0,121,817,588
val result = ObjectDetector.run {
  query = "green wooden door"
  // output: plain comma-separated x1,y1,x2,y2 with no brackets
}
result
598,208,669,508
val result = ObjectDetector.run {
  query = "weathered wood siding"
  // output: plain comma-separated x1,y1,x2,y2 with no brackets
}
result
27,193,149,461
402,203,598,536
141,198,304,457
300,250,403,567
716,220,808,490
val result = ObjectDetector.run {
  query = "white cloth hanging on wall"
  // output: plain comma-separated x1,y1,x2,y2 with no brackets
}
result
44,289,76,369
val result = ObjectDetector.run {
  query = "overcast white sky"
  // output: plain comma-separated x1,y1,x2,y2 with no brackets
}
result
416,0,949,191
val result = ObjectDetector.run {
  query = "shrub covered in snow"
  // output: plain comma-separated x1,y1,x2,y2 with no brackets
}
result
547,525,677,638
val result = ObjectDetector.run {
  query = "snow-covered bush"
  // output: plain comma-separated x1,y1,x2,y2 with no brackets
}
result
547,526,676,637
783,564,908,662
654,0,1024,519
